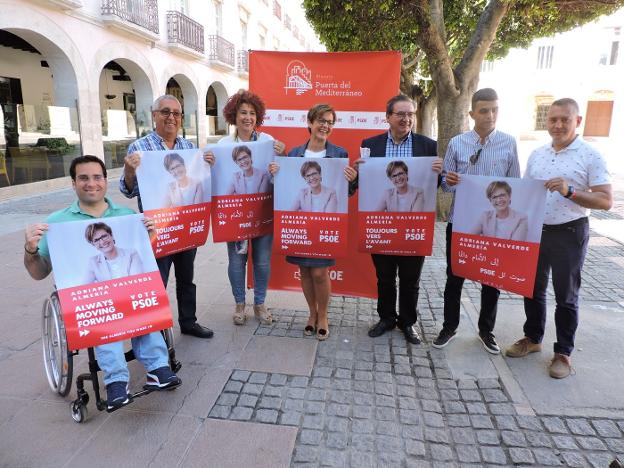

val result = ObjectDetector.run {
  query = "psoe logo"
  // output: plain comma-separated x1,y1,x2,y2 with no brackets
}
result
284,60,312,96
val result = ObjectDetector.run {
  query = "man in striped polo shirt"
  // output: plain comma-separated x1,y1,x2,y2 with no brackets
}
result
433,88,520,354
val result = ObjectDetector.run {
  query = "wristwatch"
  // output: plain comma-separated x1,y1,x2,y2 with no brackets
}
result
564,185,576,199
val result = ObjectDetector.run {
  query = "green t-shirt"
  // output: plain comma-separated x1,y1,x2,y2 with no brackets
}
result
37,197,135,258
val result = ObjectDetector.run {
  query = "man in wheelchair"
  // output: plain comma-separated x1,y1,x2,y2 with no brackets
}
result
24,155,181,409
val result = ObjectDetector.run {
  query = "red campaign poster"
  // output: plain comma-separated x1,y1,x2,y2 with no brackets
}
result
451,175,547,297
274,156,349,258
358,157,437,256
249,50,402,298
208,140,275,242
46,214,173,351
135,149,211,258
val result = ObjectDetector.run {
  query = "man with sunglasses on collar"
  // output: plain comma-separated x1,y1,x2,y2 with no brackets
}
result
433,88,520,354
120,94,213,339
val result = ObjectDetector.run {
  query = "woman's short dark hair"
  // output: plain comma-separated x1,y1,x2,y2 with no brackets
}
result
85,222,113,243
163,152,185,170
307,104,336,125
232,145,252,162
300,160,322,178
386,160,408,178
486,180,512,199
69,155,107,181
223,89,266,127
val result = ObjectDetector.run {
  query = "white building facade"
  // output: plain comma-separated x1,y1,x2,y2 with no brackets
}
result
0,0,319,193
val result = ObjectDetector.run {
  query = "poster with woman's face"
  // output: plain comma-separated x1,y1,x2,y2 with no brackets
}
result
136,149,211,210
46,214,172,351
358,157,437,212
135,149,212,257
274,156,348,214
356,157,437,256
208,139,275,242
451,175,547,298
273,156,349,258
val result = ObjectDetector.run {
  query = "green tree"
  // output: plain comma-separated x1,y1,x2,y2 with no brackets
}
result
304,0,624,155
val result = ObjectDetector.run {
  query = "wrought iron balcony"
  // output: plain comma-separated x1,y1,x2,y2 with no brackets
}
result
167,10,204,55
208,35,235,69
237,50,249,75
273,1,281,20
101,0,159,40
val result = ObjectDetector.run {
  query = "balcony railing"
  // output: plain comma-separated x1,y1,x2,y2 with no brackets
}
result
237,50,249,74
167,11,204,53
208,35,235,68
102,0,159,35
273,1,281,20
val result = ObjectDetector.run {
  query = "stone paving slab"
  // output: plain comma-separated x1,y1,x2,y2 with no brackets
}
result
237,336,318,376
182,419,297,468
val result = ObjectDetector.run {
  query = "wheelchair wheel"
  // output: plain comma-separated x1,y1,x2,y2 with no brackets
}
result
71,401,88,423
42,291,73,397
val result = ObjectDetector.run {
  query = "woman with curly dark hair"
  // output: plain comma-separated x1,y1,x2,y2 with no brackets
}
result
204,90,286,327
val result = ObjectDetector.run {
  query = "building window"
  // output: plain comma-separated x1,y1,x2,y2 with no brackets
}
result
214,0,222,35
534,103,551,130
241,20,248,49
610,41,619,65
536,45,554,69
480,60,494,73
169,0,188,14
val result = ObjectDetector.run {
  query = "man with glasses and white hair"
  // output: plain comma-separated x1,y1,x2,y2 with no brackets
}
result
120,94,213,339
354,94,441,345
433,88,520,354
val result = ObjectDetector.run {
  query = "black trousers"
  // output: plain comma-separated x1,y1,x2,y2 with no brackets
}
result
442,223,499,335
523,218,589,356
157,248,197,329
371,254,425,328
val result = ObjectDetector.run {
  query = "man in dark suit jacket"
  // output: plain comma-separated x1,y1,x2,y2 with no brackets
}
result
357,95,441,345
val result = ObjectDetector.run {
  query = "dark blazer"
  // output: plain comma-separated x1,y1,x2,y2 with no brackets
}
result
287,140,348,159
357,131,439,189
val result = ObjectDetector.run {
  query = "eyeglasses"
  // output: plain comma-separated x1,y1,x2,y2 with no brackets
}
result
304,171,320,180
390,171,407,180
316,118,335,127
470,148,483,165
76,174,105,183
158,109,184,119
391,112,415,120
167,163,184,172
490,193,509,201
92,233,112,244
236,155,252,163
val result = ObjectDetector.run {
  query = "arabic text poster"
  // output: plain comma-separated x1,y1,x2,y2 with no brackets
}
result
357,157,437,256
135,148,211,257
46,214,173,350
274,156,348,258
209,140,275,242
451,175,546,297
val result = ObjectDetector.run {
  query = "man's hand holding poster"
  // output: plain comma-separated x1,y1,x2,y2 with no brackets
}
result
274,156,348,258
135,149,211,257
209,140,274,242
452,175,547,297
46,214,173,350
358,157,437,256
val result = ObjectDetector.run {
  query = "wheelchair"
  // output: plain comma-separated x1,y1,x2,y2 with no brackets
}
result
42,291,181,423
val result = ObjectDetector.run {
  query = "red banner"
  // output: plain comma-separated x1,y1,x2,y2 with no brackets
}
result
358,213,435,256
58,273,172,350
146,204,210,257
450,233,539,297
249,51,402,298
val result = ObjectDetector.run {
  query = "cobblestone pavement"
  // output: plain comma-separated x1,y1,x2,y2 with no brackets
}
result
208,222,624,468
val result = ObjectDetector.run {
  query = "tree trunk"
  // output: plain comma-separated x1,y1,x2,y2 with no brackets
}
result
415,96,436,138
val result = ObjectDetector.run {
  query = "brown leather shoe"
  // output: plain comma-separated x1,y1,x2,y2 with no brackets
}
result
549,353,572,379
233,303,246,325
254,304,272,325
505,337,542,358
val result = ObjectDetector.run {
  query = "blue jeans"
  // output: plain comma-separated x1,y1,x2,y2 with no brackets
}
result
227,234,273,305
95,332,169,385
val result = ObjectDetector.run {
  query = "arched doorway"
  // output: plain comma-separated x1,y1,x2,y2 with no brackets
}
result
165,73,199,146
98,59,154,169
0,29,80,187
206,81,228,139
